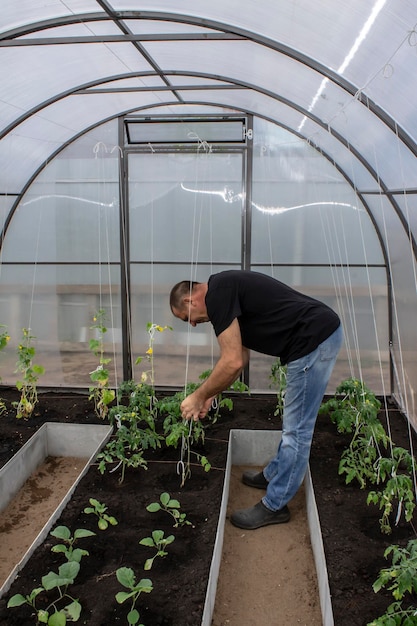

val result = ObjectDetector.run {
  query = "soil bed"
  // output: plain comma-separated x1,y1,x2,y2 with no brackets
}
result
0,388,416,625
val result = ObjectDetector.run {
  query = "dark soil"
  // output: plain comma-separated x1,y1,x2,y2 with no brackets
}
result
0,387,416,625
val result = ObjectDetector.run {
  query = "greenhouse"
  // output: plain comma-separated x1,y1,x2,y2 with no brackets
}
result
1,2,417,625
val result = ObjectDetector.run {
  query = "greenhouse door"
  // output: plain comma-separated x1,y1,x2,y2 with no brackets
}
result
124,129,248,384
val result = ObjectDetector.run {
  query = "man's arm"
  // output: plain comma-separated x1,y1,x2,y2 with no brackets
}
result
181,318,249,421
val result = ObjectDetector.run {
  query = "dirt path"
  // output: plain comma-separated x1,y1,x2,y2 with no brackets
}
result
212,466,322,626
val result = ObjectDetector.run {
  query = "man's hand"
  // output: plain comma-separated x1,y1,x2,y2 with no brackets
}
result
181,392,213,422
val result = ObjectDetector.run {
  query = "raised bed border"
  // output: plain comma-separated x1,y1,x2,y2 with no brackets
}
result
0,425,332,625
202,429,333,626
0,422,113,597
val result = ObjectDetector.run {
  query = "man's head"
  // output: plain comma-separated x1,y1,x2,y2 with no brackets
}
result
169,280,209,327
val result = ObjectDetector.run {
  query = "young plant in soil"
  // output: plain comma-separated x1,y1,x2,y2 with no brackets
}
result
139,529,175,571
7,523,96,624
8,561,82,625
13,327,45,419
321,377,417,624
50,525,96,563
146,492,193,528
0,324,10,414
269,356,287,417
88,309,116,420
97,380,163,482
320,377,416,532
115,568,153,626
83,498,118,530
369,539,417,625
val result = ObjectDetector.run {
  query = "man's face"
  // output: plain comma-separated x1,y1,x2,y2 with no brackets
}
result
173,296,209,327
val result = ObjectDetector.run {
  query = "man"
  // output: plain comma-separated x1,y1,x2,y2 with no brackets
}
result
169,270,342,530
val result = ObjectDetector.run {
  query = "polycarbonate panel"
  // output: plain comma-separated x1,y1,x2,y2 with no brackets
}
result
0,92,161,191
1,0,103,34
0,196,15,233
248,265,389,395
0,43,154,123
328,98,417,189
143,39,328,111
128,151,243,264
110,0,395,75
2,124,121,263
178,88,381,192
394,193,417,244
0,263,122,388
296,116,382,191
130,264,235,388
251,119,384,265
364,193,417,425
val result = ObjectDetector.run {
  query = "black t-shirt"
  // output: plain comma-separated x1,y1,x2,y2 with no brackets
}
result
205,270,340,364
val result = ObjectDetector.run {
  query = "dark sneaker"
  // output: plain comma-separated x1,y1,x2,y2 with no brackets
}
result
230,501,290,530
242,469,268,489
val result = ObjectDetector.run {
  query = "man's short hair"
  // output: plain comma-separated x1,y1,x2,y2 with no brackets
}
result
169,280,200,312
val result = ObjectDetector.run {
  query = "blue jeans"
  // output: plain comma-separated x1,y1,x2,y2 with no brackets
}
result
262,324,343,511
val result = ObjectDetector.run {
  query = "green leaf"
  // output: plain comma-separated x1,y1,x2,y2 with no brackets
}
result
116,567,135,589
63,600,82,621
51,526,71,541
160,492,170,506
48,611,66,626
42,562,80,590
38,609,49,623
152,530,164,543
139,537,155,547
7,594,27,608
146,503,161,513
69,548,89,563
98,518,108,530
127,609,140,625
116,591,134,604
73,528,96,539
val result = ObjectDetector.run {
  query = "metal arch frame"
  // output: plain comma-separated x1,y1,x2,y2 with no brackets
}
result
0,8,411,392
1,7,416,262
1,66,416,269
1,9,416,158
0,98,395,390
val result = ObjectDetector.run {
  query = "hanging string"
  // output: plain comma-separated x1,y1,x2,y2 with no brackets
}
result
178,134,213,481
93,141,120,393
389,119,417,496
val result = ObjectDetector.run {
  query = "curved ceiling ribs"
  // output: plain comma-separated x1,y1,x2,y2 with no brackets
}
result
0,8,416,261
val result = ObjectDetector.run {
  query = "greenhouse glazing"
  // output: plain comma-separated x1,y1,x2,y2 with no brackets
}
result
1,1,416,425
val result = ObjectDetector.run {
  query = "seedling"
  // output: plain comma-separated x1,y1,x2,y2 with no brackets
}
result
13,327,45,419
369,540,417,625
0,324,10,415
8,561,82,624
269,357,287,417
115,567,153,625
50,525,96,563
146,492,192,527
84,498,118,530
139,529,175,570
88,309,116,419
98,380,163,482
